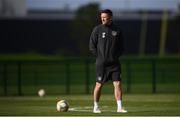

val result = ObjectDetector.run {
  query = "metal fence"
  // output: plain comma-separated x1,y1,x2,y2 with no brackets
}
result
0,57,180,96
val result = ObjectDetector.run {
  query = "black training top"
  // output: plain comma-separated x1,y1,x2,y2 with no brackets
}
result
89,23,124,65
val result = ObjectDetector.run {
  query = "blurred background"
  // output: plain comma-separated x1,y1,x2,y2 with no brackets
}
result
0,0,180,56
0,0,180,96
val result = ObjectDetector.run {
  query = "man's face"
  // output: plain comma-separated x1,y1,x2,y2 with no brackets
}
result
101,13,112,25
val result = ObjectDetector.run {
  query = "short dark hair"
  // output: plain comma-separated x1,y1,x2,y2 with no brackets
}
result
100,9,113,17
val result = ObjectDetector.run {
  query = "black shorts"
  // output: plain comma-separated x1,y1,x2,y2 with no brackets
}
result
96,63,121,84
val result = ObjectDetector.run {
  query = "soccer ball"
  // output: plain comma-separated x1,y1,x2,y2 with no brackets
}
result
38,89,45,97
56,100,69,112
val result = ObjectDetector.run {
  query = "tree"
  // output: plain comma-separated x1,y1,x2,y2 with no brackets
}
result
70,3,99,56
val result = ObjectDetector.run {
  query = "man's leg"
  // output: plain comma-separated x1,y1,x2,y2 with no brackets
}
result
113,81,127,113
93,82,103,113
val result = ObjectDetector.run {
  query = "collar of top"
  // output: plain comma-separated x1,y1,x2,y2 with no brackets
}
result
103,22,113,28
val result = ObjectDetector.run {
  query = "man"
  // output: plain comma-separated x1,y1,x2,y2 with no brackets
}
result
89,9,127,113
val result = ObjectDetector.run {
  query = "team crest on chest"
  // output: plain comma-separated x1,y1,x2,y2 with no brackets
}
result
112,31,117,36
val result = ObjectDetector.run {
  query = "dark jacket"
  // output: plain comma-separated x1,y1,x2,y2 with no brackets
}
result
89,23,124,65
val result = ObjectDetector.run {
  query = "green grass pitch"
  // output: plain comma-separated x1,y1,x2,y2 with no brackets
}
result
0,94,180,116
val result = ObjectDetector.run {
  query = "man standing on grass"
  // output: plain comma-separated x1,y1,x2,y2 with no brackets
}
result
89,9,127,113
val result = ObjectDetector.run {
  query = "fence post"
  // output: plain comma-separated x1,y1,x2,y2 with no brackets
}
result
65,61,70,94
85,59,90,94
3,64,7,96
126,61,131,93
152,60,156,93
17,62,22,96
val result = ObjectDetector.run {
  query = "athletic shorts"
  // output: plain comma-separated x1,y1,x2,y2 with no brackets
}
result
96,62,121,84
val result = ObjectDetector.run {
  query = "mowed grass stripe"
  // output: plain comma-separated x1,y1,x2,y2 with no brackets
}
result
0,94,180,116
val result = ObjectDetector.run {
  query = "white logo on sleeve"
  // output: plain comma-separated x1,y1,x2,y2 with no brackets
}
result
102,32,106,38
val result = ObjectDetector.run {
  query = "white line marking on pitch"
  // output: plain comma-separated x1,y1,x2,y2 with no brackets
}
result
69,106,114,112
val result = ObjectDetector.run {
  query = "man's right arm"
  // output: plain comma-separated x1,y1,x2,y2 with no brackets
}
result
89,27,98,56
